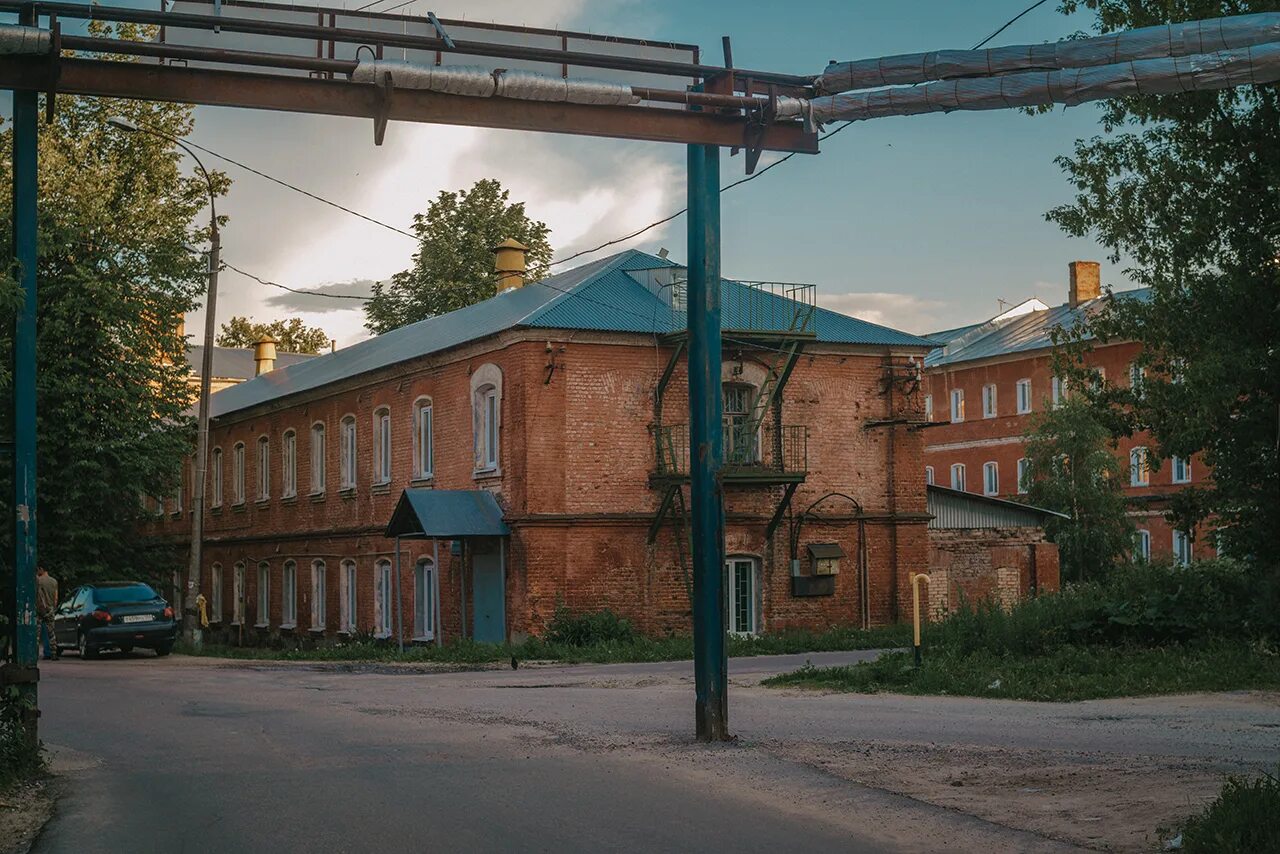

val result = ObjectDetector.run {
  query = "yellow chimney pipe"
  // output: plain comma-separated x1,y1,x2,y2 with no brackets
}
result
492,238,529,293
253,334,278,376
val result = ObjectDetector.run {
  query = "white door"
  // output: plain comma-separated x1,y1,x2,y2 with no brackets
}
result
726,558,758,636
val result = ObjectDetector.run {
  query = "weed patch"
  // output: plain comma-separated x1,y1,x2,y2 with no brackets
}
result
1176,768,1280,853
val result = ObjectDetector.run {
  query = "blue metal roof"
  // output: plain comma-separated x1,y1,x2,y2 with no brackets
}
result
925,288,1151,369
385,489,510,538
211,249,936,418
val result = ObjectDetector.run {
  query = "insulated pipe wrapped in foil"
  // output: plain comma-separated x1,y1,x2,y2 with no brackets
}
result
818,12,1280,94
352,60,638,106
0,24,51,55
780,41,1280,126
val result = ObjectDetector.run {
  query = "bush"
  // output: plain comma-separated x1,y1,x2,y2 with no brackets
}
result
0,700,43,790
543,606,637,647
1178,769,1280,853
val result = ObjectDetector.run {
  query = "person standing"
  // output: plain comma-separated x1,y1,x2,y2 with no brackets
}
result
36,565,59,660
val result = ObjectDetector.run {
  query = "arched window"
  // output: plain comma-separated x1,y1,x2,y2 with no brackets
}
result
983,461,999,496
950,463,966,491
256,562,270,627
722,382,760,463
256,436,270,500
311,560,326,629
281,560,297,627
310,422,326,494
232,562,246,625
210,563,223,621
471,364,502,473
340,415,357,489
414,556,436,640
281,429,297,498
373,558,393,637
924,465,934,485
232,443,246,505
414,397,434,480
211,447,223,508
339,559,357,633
373,406,392,484
1130,447,1149,486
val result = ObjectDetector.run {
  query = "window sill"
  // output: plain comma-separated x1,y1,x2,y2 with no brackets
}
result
339,487,357,499
473,467,501,481
309,626,326,634
210,506,223,516
373,632,392,640
280,494,298,505
410,476,434,487
371,481,392,495
231,502,246,514
280,623,297,631
309,492,326,504
411,636,435,644
255,498,270,507
169,511,183,520
254,623,269,630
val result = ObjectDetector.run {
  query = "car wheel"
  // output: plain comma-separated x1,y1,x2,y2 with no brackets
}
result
154,643,173,657
78,633,99,660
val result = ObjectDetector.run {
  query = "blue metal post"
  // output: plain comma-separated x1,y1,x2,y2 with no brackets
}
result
687,143,727,741
11,23,40,744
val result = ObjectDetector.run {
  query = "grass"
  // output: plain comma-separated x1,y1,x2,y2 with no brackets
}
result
764,639,1280,701
1175,768,1280,853
178,623,911,666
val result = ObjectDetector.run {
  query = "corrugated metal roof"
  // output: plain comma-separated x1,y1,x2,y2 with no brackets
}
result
385,489,510,538
210,249,937,419
925,288,1151,368
927,484,1067,529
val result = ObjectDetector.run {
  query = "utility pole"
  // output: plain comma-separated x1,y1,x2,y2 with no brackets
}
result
687,142,728,741
9,1,40,746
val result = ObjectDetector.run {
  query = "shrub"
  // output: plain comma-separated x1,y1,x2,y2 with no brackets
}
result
543,606,637,647
1178,769,1280,853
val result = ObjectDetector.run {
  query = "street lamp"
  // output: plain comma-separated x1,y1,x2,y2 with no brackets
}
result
109,116,219,650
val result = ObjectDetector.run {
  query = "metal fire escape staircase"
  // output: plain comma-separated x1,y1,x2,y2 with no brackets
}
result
644,272,817,554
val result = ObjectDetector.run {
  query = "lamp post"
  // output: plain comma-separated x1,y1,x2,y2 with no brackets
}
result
109,117,219,649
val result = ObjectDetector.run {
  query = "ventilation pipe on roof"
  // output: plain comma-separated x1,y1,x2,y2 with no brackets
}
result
493,238,528,293
1068,261,1101,308
254,334,278,375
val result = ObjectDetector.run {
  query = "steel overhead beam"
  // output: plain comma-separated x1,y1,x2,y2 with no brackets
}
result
0,57,818,152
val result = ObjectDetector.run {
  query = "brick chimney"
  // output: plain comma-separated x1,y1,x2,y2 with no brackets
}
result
1068,261,1101,307
492,238,528,293
253,334,278,376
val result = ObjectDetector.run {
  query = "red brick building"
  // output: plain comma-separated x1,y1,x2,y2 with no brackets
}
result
921,261,1212,564
145,247,943,644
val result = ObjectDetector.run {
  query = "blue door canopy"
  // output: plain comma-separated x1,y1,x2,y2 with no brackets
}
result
385,489,510,539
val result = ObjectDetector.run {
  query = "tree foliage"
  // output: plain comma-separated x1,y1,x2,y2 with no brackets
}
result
0,33,226,590
217,315,331,354
1022,398,1135,581
363,179,552,334
1049,1,1280,561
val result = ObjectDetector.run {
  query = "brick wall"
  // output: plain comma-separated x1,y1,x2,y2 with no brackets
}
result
926,527,1058,617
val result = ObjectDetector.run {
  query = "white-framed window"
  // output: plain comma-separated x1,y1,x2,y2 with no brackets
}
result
414,398,434,479
1129,361,1145,394
950,463,966,491
983,461,999,496
950,388,965,423
1134,529,1151,562
1130,446,1150,486
281,430,297,498
340,415,357,490
1172,455,1191,484
373,407,392,484
374,559,393,638
339,559,357,633
924,465,934,485
232,562,245,625
923,394,933,421
1016,379,1032,414
311,560,326,630
233,442,246,505
211,447,223,508
281,560,297,628
1017,457,1030,494
471,363,503,473
210,563,223,622
1173,530,1192,566
414,557,436,640
982,383,997,419
1052,376,1068,408
256,436,270,501
256,562,270,627
310,422,326,494
726,556,759,636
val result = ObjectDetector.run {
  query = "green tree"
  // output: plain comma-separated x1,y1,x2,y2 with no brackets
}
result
217,315,331,354
1022,398,1134,582
0,34,226,589
1049,1,1280,561
364,178,552,334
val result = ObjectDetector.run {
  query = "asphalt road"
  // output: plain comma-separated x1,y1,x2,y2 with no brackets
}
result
31,650,1279,853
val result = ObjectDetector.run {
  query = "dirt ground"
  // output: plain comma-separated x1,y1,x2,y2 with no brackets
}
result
0,778,53,854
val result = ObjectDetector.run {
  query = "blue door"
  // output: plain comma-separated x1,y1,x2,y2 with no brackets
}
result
471,539,505,644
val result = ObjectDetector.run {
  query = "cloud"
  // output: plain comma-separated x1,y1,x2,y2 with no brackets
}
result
264,278,379,314
817,292,950,334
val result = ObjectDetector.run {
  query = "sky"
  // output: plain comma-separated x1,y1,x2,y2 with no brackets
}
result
11,0,1127,345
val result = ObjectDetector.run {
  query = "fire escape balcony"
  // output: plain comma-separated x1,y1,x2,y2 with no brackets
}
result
653,422,807,484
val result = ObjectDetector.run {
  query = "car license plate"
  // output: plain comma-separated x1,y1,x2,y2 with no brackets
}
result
121,614,153,624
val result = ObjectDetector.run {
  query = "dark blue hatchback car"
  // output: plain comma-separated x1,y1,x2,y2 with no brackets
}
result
52,582,178,659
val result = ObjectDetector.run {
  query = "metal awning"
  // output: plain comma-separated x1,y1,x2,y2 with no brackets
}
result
385,489,510,538
806,542,846,559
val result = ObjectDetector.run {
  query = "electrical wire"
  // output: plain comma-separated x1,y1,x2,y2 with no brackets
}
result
971,0,1052,51
222,261,372,300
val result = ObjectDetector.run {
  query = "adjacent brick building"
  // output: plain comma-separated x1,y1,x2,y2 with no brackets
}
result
145,247,945,644
921,261,1212,564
